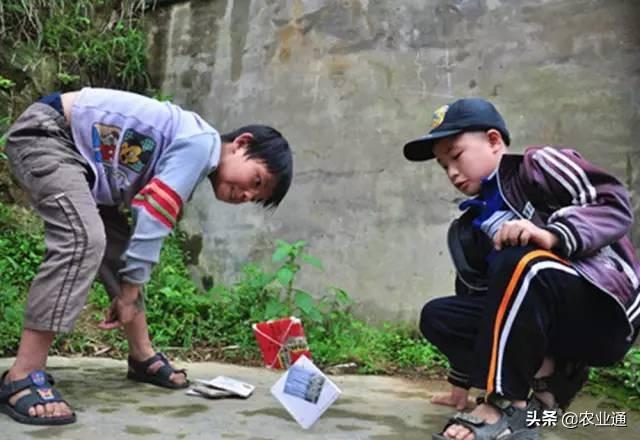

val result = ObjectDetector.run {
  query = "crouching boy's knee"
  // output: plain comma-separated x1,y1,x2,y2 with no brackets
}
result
420,299,447,343
488,245,541,276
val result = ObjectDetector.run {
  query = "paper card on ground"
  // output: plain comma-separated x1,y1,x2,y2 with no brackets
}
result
252,316,312,369
270,355,341,429
194,376,255,398
209,376,255,398
187,386,236,399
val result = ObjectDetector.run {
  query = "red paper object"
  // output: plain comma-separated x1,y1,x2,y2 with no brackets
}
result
252,317,312,369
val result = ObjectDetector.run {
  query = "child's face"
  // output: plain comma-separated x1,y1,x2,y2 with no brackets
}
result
433,130,504,196
212,144,275,205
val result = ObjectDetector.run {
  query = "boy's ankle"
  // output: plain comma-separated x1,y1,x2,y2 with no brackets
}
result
128,348,156,362
512,399,527,409
4,367,37,383
533,390,557,409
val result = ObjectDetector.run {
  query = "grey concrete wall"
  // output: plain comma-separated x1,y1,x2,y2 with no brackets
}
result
146,0,640,323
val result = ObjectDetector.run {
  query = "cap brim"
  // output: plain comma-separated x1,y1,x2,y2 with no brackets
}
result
402,129,462,161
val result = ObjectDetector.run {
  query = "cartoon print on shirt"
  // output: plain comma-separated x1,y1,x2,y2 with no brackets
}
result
91,124,120,164
101,143,116,162
119,129,156,174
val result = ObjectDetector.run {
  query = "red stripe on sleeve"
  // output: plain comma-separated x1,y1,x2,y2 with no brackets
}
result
132,198,174,229
151,178,182,208
147,188,178,220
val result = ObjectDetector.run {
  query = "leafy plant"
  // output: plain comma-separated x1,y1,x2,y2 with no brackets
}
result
0,204,44,353
0,75,16,91
586,348,640,410
267,239,324,321
57,72,81,86
150,90,174,102
0,113,11,154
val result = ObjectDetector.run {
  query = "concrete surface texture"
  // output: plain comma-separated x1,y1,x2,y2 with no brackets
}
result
0,357,638,439
145,0,640,322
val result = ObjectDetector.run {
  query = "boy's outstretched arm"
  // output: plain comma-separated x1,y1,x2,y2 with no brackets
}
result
98,134,217,330
119,134,217,286
523,146,633,258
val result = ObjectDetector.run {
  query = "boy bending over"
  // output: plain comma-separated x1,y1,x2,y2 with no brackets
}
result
0,88,293,425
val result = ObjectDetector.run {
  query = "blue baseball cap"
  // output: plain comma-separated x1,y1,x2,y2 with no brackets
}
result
403,98,510,161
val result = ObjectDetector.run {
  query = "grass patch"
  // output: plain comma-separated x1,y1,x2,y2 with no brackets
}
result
1,201,639,411
585,349,640,411
0,0,154,170
1,0,149,93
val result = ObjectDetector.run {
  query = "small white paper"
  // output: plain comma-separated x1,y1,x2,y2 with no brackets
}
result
187,386,235,399
194,376,255,398
271,355,341,429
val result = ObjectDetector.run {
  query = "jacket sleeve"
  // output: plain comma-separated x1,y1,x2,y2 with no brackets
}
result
119,133,216,284
523,146,633,258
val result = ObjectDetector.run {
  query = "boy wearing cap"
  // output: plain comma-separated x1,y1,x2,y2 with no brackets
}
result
403,98,640,440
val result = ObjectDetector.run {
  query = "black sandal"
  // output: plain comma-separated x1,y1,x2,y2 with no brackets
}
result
127,352,189,389
531,360,589,411
0,370,76,425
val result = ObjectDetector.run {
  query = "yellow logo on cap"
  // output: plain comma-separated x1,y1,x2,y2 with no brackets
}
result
431,105,449,130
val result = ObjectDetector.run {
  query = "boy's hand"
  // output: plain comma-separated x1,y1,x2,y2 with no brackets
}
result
98,283,141,330
493,219,558,251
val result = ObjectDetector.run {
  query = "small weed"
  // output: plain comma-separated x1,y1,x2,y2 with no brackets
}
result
585,348,640,410
0,75,16,91
150,90,173,102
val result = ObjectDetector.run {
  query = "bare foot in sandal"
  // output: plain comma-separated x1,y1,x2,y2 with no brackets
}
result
440,398,529,440
127,352,188,389
432,385,473,411
145,356,187,387
0,370,75,425
121,310,188,388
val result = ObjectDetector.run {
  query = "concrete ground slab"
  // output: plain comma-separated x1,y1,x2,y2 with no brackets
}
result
0,357,637,439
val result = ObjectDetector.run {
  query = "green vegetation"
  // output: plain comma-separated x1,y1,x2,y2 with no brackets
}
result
1,0,148,89
0,204,44,353
0,0,149,137
0,203,446,374
587,351,640,411
1,202,639,410
0,0,154,205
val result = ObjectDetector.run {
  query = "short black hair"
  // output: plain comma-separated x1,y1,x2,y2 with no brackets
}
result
220,125,293,208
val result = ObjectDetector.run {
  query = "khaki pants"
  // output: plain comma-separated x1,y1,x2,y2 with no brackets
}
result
5,103,137,332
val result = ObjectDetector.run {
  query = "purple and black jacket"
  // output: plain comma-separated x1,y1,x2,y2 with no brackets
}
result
450,145,640,339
